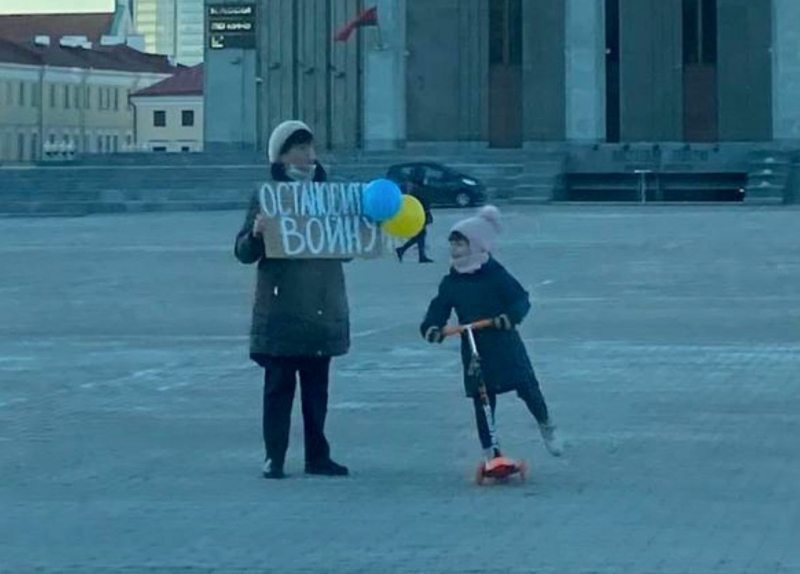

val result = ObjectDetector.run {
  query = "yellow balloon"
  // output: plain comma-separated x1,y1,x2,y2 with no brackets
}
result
382,195,425,239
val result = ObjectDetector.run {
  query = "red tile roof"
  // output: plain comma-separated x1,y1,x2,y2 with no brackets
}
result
132,64,203,97
0,37,178,75
0,12,114,45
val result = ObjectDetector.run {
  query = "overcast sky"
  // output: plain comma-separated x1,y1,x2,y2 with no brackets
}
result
0,0,115,14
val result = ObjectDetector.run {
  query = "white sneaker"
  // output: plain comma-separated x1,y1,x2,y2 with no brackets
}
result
539,422,564,457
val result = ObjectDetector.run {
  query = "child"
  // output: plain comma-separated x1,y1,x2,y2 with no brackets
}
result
420,205,563,460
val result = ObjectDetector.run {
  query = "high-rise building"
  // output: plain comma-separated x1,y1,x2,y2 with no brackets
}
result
131,0,203,65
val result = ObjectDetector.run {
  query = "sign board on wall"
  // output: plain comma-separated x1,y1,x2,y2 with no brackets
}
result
208,4,256,50
258,182,384,259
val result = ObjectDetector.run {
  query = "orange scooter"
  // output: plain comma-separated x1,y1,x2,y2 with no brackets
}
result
443,319,528,485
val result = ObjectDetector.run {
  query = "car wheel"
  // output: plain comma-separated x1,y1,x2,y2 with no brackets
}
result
455,192,472,208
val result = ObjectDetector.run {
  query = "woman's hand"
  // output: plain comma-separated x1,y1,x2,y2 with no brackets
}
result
252,213,269,237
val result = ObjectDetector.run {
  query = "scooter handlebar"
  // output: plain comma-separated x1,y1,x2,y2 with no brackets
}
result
442,319,495,338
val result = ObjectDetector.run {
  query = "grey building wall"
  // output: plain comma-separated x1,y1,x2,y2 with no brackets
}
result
772,0,800,140
564,0,605,141
406,0,487,142
363,0,406,150
619,0,682,141
522,0,565,141
257,0,361,151
206,0,800,150
204,0,258,151
717,0,772,141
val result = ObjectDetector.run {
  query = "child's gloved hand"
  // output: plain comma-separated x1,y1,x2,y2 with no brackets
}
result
492,314,513,331
424,326,445,344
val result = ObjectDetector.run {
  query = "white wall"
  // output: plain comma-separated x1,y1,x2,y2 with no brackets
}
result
131,94,204,152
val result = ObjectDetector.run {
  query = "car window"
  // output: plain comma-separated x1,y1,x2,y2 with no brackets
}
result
424,166,447,184
391,166,415,182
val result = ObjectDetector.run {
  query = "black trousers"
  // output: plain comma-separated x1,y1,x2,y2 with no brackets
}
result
472,379,550,450
397,226,429,260
262,356,331,467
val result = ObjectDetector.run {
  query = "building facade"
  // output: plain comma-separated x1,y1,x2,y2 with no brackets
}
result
203,0,800,152
0,39,175,163
130,64,204,152
133,0,204,65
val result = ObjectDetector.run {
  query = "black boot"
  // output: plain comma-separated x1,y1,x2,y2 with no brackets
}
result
262,458,286,479
305,458,349,476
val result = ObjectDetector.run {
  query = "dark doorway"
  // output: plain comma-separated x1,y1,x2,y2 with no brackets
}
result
488,0,523,148
683,0,718,141
605,0,621,142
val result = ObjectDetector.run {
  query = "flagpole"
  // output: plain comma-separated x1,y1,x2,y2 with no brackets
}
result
375,21,385,50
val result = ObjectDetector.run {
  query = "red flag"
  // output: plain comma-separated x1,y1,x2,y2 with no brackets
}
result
334,6,378,42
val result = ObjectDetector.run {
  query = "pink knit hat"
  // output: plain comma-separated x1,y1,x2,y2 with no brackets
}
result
450,205,502,253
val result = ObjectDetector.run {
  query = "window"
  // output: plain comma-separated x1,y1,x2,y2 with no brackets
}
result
32,84,41,107
73,86,80,109
64,85,70,109
17,133,25,161
181,145,191,152
112,135,119,153
84,135,90,153
49,84,56,108
425,166,447,184
489,0,522,66
84,86,91,109
683,0,717,65
113,88,119,111
153,110,166,127
181,110,194,127
395,166,414,180
18,82,25,107
48,133,56,145
152,145,167,152
31,133,38,160
97,135,104,153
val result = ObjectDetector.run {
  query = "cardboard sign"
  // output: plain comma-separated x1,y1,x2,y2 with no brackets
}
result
258,181,383,259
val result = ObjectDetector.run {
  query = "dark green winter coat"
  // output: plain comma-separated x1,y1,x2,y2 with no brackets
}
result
234,163,350,362
420,258,536,397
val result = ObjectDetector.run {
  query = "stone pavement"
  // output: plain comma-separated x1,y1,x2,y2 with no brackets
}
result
1,205,799,574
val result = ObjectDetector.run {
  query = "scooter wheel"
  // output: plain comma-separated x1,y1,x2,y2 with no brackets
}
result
475,462,487,485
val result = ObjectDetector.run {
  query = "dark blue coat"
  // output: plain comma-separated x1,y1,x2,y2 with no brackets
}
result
420,258,538,397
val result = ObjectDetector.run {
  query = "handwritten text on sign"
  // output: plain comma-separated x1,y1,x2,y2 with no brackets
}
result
258,182,381,258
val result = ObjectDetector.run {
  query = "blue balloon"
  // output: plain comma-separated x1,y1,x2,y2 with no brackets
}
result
362,179,403,222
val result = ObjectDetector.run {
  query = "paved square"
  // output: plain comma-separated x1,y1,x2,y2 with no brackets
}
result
1,205,799,573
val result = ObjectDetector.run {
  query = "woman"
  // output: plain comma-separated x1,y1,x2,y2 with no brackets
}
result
234,120,350,479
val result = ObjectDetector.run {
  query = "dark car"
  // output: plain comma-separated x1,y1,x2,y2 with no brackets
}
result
386,162,487,208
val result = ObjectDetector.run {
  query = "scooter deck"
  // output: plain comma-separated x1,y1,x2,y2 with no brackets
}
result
475,456,528,484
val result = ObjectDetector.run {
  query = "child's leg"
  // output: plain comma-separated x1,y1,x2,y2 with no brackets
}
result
517,369,564,456
472,392,498,454
516,370,550,425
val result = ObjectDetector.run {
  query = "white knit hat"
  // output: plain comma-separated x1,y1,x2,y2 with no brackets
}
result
450,205,502,253
267,120,313,163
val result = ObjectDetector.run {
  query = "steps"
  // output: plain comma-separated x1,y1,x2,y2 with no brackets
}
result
1,148,567,216
745,150,792,204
